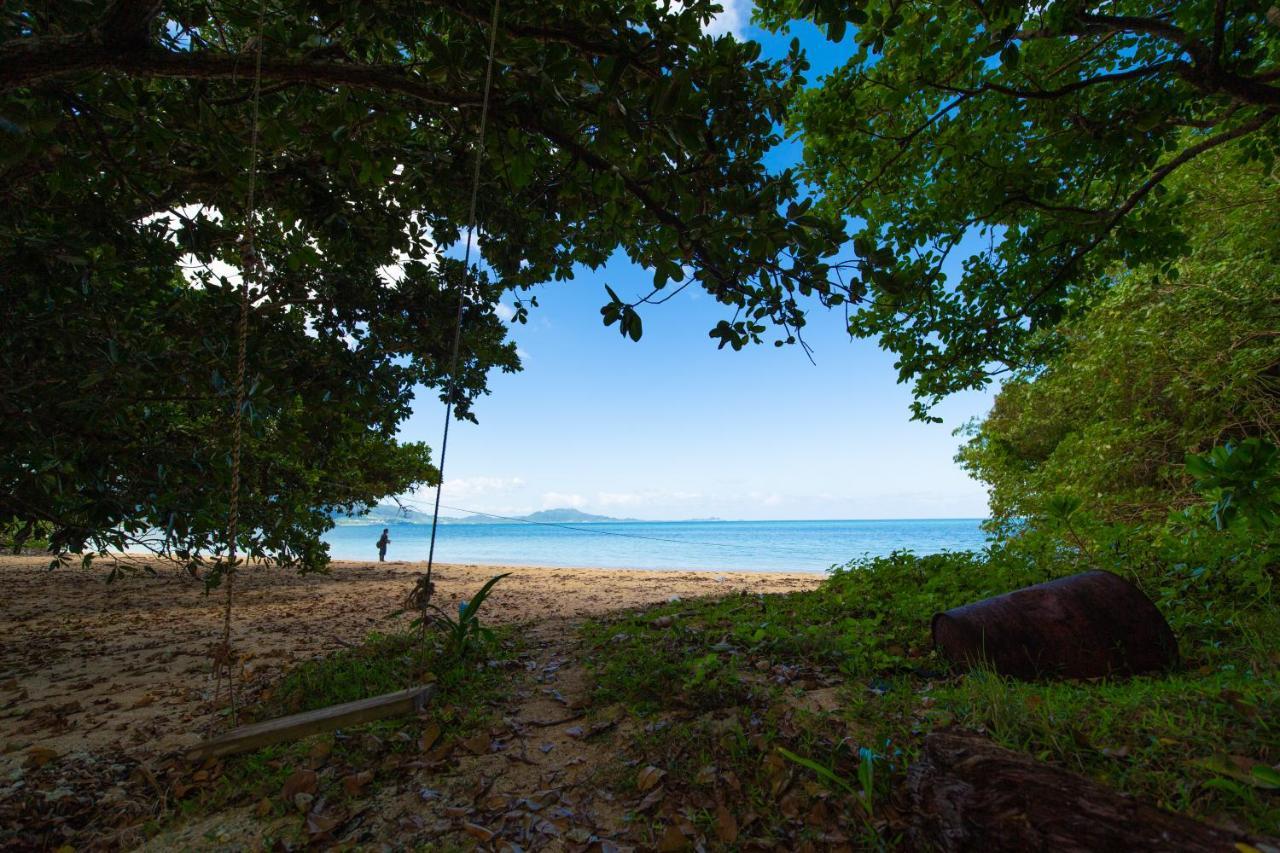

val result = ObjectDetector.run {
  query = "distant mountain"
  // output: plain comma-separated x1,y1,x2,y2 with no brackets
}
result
333,505,636,525
331,504,435,525
520,508,636,523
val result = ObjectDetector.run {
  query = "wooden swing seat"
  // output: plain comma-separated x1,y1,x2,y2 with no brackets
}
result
189,685,434,761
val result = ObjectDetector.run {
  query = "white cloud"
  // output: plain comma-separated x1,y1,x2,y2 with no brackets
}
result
493,302,516,322
452,227,484,259
541,491,586,509
413,476,525,501
671,0,751,37
703,0,750,36
596,489,702,508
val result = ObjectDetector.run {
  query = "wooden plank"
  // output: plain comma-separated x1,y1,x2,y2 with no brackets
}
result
188,685,434,761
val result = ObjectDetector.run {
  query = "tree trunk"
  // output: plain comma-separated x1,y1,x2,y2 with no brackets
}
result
906,730,1280,853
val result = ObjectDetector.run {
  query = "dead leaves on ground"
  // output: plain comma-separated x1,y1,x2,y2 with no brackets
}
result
0,749,171,849
23,746,58,769
418,720,442,753
618,702,887,853
714,802,739,843
636,765,665,791
280,768,318,804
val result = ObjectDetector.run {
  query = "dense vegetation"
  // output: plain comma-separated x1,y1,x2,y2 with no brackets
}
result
957,150,1279,605
761,0,1280,416
959,153,1279,529
583,542,1278,841
1,0,842,566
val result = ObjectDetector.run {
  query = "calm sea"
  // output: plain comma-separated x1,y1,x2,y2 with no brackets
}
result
322,518,988,573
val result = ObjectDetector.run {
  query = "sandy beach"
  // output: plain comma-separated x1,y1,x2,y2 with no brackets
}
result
0,555,821,767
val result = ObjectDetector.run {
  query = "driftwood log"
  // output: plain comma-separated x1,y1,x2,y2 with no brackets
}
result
906,730,1280,853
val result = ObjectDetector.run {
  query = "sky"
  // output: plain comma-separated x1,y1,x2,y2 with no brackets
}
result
397,4,996,522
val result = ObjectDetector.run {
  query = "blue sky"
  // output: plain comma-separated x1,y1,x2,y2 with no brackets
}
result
397,5,995,522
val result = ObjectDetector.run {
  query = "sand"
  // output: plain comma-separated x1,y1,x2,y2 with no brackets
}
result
0,555,820,770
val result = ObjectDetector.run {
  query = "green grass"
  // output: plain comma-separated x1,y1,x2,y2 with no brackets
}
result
155,625,521,846
581,549,1280,840
254,628,512,723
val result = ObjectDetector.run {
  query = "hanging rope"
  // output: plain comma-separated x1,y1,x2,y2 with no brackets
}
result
215,0,268,729
410,0,503,632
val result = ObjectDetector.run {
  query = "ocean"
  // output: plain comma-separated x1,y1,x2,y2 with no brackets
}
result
322,518,988,573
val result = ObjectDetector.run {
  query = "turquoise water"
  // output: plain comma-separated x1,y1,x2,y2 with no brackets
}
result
323,518,988,573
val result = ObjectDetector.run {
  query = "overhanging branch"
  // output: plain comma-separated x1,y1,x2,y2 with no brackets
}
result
0,42,488,107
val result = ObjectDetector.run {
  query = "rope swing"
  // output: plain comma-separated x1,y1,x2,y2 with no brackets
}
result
407,0,503,629
213,0,267,729
212,0,504,723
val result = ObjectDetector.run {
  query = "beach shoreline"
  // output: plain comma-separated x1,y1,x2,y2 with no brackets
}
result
146,550,834,575
0,555,821,766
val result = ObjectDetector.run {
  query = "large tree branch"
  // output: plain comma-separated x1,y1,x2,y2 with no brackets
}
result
1210,0,1228,69
435,0,664,79
2,0,672,92
1176,63,1280,108
1076,12,1206,62
0,42,488,107
528,118,732,286
1018,9,1280,107
989,60,1184,99
1007,110,1278,322
926,61,1182,105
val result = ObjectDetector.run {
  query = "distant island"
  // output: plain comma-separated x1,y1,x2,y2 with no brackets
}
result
516,508,638,524
332,505,639,526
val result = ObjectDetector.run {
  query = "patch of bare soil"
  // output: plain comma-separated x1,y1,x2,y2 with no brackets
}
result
145,619,643,850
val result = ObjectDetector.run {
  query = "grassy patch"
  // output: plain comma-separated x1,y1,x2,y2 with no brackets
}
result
583,551,1051,711
582,549,1280,841
936,627,1280,830
254,629,512,726
154,625,521,846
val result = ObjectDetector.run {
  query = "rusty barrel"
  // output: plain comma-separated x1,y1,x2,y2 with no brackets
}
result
932,570,1178,680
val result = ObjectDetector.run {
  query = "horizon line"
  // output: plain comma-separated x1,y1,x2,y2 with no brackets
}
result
359,514,990,524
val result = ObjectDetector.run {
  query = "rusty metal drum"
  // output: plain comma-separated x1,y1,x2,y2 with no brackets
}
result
931,570,1179,680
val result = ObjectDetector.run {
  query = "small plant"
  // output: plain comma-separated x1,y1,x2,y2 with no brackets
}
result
777,745,877,816
423,572,510,660
1185,438,1280,532
1165,438,1280,597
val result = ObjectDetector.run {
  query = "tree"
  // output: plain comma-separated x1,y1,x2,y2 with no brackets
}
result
0,0,844,566
957,150,1280,533
759,0,1280,417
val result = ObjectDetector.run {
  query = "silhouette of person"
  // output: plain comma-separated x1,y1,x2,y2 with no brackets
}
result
377,528,390,562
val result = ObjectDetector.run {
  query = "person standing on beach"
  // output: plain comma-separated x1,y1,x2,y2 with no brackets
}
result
376,528,390,562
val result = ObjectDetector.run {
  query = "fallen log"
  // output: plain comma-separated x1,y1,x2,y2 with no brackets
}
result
932,570,1178,679
188,685,434,761
906,730,1280,853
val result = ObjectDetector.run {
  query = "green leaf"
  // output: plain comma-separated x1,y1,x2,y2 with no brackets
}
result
1250,765,1280,789
777,747,857,795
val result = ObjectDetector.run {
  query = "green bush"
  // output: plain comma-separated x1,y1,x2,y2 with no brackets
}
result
958,153,1280,535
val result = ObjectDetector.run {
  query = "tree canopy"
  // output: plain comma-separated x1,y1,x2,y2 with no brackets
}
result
760,0,1280,418
0,0,843,565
